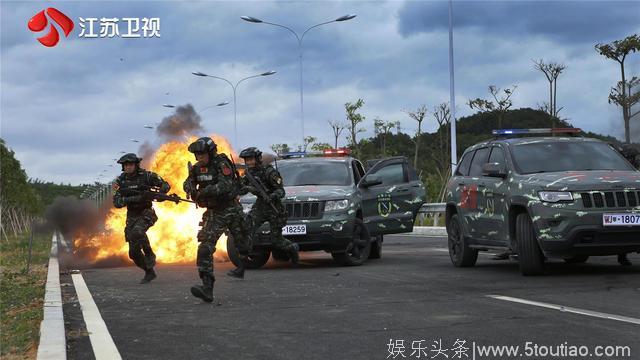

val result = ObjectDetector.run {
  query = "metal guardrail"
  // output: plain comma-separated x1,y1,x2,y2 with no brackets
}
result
417,202,446,227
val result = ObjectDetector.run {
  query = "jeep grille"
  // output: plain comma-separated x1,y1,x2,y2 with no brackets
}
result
284,201,324,219
580,191,639,209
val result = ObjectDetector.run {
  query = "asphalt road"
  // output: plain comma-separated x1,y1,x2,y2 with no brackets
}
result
62,235,640,360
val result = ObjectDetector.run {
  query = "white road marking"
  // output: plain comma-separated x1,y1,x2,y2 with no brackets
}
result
37,232,66,360
488,295,640,326
72,273,122,360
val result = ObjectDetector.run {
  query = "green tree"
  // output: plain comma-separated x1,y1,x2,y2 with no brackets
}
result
1,139,42,238
270,143,290,155
404,105,428,168
302,136,316,152
432,103,452,201
468,85,517,129
311,143,333,152
374,118,400,156
345,99,366,157
328,120,347,149
595,34,640,143
533,59,566,127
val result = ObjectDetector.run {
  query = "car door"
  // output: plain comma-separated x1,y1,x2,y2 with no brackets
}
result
359,157,421,235
462,147,490,239
476,145,509,244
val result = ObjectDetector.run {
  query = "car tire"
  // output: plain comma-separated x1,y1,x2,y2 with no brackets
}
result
271,249,291,262
369,235,383,259
332,218,372,266
516,213,545,276
447,214,478,267
563,255,589,264
227,234,271,269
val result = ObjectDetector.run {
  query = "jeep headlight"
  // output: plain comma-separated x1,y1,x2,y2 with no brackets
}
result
538,191,573,203
325,199,349,211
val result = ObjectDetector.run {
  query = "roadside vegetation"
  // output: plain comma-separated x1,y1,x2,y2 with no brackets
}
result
0,230,51,359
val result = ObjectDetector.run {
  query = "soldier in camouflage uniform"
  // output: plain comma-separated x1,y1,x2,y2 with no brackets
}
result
113,153,170,283
183,137,251,303
239,147,299,265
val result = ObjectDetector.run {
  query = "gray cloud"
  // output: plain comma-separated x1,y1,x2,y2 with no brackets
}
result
1,0,639,184
398,1,640,44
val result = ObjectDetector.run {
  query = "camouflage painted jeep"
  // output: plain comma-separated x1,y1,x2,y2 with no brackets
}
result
234,152,425,268
445,129,640,275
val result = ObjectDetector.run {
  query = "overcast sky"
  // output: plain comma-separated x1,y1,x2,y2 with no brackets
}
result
1,0,639,185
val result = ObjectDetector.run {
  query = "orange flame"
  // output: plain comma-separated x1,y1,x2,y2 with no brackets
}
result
75,135,236,265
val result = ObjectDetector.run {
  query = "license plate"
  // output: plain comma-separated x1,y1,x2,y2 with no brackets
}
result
603,213,640,226
282,224,307,235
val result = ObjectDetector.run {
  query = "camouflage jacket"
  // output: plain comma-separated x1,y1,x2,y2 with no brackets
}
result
241,164,285,206
184,154,240,209
113,169,170,211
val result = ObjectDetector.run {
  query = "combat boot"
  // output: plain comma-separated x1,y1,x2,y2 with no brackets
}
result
289,243,300,266
227,261,245,279
140,268,157,284
190,275,214,303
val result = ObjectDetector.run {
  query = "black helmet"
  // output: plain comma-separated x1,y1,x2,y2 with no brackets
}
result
188,137,217,156
117,153,142,170
239,147,262,162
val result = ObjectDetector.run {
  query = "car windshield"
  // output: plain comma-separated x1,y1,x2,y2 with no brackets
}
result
277,161,351,186
511,141,633,174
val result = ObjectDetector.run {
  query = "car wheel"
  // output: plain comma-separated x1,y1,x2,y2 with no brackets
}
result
332,218,372,266
447,214,478,267
564,255,589,264
271,249,291,262
227,234,271,269
516,213,545,275
369,235,383,259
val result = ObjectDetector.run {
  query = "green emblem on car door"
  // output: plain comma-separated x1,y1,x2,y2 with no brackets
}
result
377,193,392,217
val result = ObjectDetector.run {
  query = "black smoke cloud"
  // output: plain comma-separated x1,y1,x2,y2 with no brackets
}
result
45,196,103,239
137,104,205,166
45,196,128,269
156,104,204,141
138,141,155,169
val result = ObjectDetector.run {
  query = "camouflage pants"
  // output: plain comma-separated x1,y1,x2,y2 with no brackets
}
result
125,208,158,271
247,203,293,251
196,204,250,279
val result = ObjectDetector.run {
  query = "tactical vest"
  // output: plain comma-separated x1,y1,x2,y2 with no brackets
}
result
118,171,154,211
192,154,240,208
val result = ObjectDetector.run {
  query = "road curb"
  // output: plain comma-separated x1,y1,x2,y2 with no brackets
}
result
36,231,67,360
411,226,447,237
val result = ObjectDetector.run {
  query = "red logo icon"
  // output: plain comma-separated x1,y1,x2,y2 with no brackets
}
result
28,8,74,47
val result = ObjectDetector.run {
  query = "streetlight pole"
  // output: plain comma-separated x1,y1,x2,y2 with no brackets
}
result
241,14,356,147
192,71,276,148
448,0,457,174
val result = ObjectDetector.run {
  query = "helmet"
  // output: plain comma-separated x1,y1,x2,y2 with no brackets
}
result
117,153,142,170
188,137,217,156
239,147,262,162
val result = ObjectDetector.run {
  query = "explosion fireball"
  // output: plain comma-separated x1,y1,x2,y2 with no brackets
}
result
75,135,236,265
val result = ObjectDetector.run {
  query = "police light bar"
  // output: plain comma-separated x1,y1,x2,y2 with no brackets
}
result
323,148,351,156
281,151,307,157
492,128,582,135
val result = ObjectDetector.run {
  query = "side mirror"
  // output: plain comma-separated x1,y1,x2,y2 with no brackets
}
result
361,174,383,188
482,162,507,178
